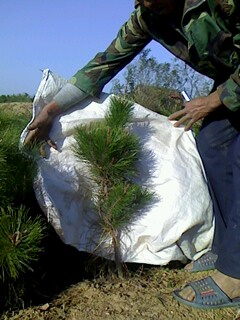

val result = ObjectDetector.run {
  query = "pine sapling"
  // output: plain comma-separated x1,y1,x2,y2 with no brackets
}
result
73,97,153,274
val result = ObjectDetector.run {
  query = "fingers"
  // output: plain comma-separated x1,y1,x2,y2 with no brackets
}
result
27,117,41,130
23,110,58,156
168,109,186,120
27,123,36,131
23,128,39,146
23,128,58,153
46,138,57,150
183,118,196,131
27,124,36,131
172,114,190,127
39,141,57,158
27,110,50,131
173,117,195,131
168,109,196,131
39,139,57,158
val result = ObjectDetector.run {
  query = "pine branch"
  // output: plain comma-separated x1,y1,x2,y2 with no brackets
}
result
98,183,152,230
0,206,46,282
105,96,134,128
73,124,140,182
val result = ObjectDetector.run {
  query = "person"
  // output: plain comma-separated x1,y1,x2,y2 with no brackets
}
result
25,0,240,309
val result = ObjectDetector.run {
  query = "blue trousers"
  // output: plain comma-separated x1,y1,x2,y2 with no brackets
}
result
196,107,240,279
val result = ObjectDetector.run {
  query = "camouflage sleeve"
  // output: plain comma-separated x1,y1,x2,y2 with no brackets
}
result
217,66,240,112
69,6,151,97
216,0,240,111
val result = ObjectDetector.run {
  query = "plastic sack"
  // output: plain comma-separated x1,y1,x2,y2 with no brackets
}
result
21,69,214,265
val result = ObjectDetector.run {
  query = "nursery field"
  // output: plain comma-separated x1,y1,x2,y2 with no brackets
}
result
1,102,240,320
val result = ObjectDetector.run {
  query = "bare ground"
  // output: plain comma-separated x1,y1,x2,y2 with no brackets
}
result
1,102,240,320
2,264,240,320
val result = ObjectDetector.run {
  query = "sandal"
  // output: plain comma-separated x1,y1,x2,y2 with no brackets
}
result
173,276,240,309
185,252,217,272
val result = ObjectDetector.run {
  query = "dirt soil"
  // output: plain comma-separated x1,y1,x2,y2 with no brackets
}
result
2,265,240,320
1,103,240,320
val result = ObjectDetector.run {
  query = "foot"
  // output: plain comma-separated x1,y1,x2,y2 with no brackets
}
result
178,271,240,302
184,252,217,272
184,261,195,271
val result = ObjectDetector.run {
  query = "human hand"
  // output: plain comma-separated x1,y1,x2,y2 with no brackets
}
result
168,91,222,131
24,101,61,150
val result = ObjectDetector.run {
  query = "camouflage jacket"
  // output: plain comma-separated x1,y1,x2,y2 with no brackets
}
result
70,0,240,111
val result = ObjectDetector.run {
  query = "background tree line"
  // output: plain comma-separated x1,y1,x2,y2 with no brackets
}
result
110,48,213,117
0,93,33,103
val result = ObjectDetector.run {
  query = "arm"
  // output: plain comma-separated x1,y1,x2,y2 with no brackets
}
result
25,5,151,147
217,66,240,112
169,1,240,130
70,5,151,97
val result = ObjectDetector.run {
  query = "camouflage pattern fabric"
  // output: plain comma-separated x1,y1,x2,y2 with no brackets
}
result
70,0,240,111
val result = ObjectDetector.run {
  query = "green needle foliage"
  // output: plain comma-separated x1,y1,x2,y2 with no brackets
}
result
73,97,153,274
74,123,140,183
105,97,134,128
0,110,37,206
0,108,46,308
99,183,152,230
0,206,45,282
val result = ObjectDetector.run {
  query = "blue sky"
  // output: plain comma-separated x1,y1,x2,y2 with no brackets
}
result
0,0,173,96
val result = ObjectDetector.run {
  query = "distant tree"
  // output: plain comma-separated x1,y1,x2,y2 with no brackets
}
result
110,49,213,99
0,95,8,103
0,93,33,103
110,49,210,135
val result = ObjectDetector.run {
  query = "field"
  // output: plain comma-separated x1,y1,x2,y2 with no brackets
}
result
1,103,240,320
